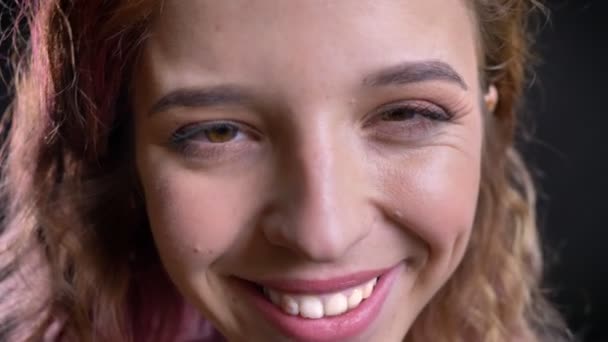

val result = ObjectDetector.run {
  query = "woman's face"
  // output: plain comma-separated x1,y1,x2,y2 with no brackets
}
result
133,1,490,341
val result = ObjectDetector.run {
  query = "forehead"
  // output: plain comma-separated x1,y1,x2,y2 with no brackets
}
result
142,0,479,96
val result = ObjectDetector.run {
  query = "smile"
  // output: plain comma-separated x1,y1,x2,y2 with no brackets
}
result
235,264,402,342
262,277,378,318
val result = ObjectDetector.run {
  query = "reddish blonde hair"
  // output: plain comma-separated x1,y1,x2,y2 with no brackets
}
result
0,1,570,341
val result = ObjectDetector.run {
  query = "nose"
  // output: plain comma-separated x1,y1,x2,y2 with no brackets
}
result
261,121,372,262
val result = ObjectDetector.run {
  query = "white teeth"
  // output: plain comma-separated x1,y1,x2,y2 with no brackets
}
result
282,295,299,316
324,293,348,316
362,277,376,299
262,277,379,319
347,288,363,309
300,296,324,319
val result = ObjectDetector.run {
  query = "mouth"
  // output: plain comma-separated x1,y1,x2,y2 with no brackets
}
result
259,276,378,319
233,264,402,342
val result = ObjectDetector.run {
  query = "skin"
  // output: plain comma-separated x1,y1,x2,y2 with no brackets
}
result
132,0,498,340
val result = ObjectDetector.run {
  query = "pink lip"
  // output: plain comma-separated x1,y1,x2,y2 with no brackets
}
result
254,268,390,294
234,264,402,342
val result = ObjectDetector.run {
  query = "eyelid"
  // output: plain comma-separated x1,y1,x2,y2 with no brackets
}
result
170,120,260,144
384,100,450,117
169,120,263,161
359,99,458,144
363,100,453,127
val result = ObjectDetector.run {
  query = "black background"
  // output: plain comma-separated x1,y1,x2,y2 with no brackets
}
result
525,1,607,341
1,0,606,341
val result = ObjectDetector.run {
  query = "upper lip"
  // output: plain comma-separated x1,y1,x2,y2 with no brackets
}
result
243,267,391,294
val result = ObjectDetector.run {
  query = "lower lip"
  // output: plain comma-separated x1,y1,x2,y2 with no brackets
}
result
236,264,401,342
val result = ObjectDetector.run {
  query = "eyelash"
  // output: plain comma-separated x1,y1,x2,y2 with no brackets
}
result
170,121,259,159
169,101,453,158
365,101,453,139
378,101,452,122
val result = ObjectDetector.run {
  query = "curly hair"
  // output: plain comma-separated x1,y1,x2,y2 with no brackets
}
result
0,0,571,341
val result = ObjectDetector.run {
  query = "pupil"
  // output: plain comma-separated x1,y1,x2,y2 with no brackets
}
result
205,124,237,143
385,108,415,121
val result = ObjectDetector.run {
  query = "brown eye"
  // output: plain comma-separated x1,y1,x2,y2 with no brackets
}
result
171,122,244,145
203,123,239,143
169,120,261,160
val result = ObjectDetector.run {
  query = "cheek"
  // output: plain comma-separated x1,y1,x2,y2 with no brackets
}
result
377,139,482,271
137,158,260,273
413,149,480,246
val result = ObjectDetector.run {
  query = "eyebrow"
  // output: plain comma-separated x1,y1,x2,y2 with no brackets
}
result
149,60,467,116
362,60,468,90
149,85,252,115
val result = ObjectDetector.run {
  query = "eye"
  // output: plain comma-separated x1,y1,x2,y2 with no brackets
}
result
379,101,451,122
171,121,245,144
366,101,454,140
201,123,239,143
169,120,260,160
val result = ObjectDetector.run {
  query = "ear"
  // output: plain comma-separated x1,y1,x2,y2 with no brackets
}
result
484,84,498,113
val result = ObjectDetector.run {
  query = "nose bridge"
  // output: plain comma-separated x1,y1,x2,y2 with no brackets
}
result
265,118,369,261
297,128,346,242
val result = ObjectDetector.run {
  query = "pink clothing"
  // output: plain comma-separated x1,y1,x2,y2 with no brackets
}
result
130,267,226,342
35,266,225,341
